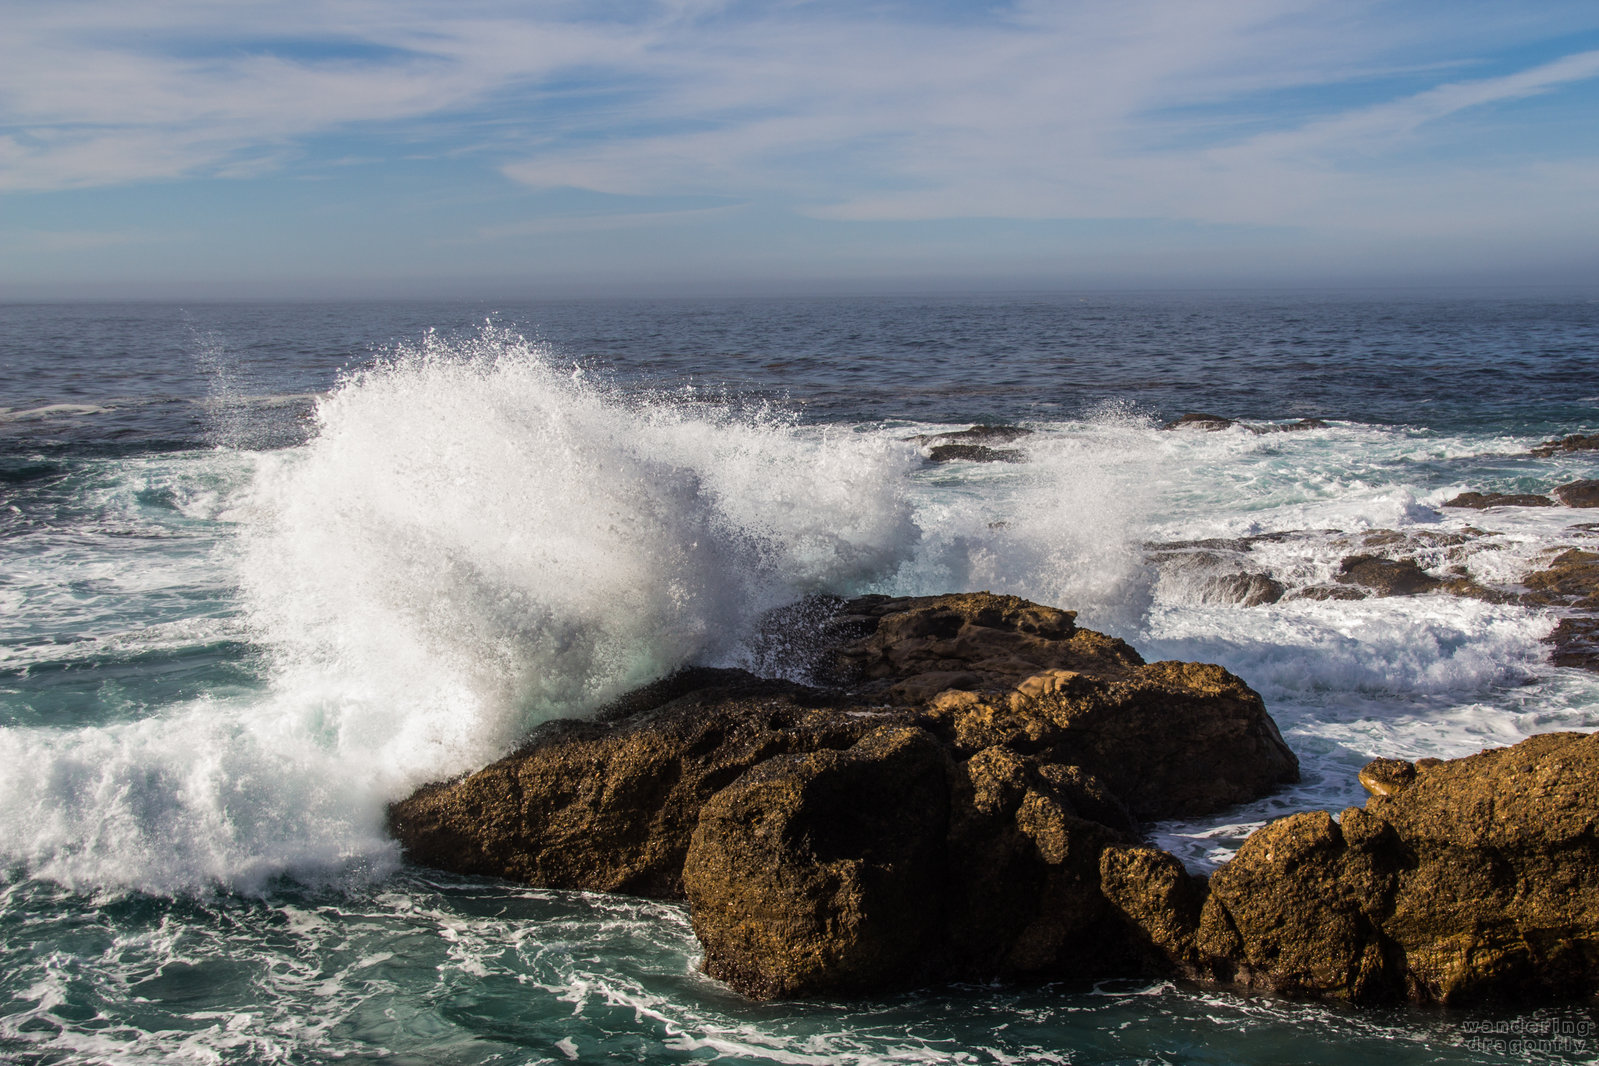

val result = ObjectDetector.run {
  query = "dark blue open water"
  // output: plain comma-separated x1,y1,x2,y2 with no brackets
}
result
2,295,1598,1063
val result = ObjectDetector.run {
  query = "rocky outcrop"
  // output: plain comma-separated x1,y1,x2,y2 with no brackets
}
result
1127,733,1599,1005
914,426,1031,463
1531,433,1599,457
388,669,886,898
926,443,1024,463
1442,491,1554,509
390,591,1599,1006
1556,480,1599,508
1521,548,1599,670
390,592,1297,996
1160,414,1329,433
1334,555,1442,596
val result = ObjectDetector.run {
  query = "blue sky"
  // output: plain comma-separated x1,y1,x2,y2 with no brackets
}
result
4,0,1599,297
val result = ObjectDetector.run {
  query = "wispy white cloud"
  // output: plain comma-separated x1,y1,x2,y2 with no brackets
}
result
0,1,638,190
9,228,152,253
3,0,1599,271
470,203,744,239
487,0,1599,242
1220,47,1599,158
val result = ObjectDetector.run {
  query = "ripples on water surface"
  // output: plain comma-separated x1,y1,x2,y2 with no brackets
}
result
2,295,1598,1063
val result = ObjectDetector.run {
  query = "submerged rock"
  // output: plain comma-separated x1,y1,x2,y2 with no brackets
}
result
1161,413,1238,432
1159,414,1329,434
909,426,1032,462
1202,571,1286,606
1441,491,1554,509
1334,555,1442,596
926,443,1025,463
1147,547,1285,607
916,424,1033,445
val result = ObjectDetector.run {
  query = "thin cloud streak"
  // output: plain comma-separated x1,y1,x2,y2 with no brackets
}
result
3,0,1598,289
0,2,640,190
469,203,744,240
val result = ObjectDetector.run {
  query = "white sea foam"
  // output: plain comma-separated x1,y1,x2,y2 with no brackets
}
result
882,420,1155,633
235,327,921,796
0,403,111,423
0,700,396,892
0,328,924,891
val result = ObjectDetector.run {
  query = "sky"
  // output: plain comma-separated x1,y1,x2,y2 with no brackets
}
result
3,0,1599,298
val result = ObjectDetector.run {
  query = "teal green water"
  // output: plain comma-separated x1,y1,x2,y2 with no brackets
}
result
9,871,1585,1065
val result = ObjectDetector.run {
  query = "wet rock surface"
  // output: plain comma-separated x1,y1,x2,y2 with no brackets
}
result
1146,547,1286,606
1521,548,1599,670
1162,412,1240,431
926,443,1025,463
915,424,1033,445
1442,491,1554,509
1178,735,1599,1004
391,592,1297,997
915,425,1032,463
1531,433,1599,457
1556,480,1599,508
1334,555,1442,596
390,592,1599,1005
1160,414,1330,433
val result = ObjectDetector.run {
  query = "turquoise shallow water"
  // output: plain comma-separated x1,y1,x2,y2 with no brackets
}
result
3,296,1599,1064
5,869,1595,1064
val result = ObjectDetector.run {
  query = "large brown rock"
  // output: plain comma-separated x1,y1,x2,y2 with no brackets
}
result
683,724,955,998
389,592,1298,997
389,588,1599,1006
1556,480,1599,507
387,669,891,898
1108,733,1599,1004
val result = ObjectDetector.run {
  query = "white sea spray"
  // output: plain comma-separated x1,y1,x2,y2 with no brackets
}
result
0,328,926,892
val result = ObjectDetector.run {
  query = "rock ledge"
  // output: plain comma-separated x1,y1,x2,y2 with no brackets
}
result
389,593,1599,1006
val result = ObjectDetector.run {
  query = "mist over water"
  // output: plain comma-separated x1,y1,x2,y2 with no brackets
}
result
2,297,1598,1063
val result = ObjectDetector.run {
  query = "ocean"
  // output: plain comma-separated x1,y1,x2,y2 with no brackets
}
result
2,294,1597,1064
